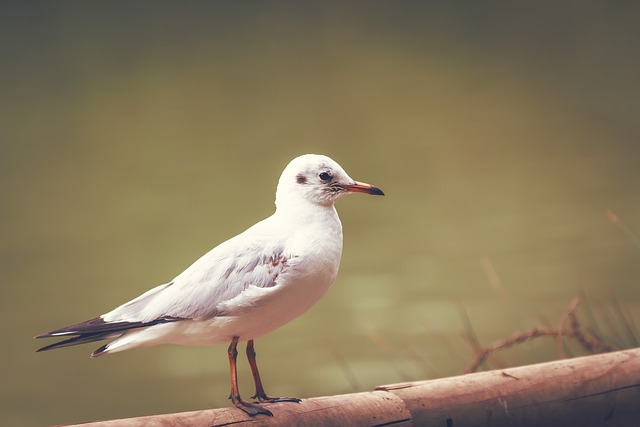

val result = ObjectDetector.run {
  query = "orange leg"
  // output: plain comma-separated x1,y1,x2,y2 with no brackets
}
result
246,339,301,404
227,336,272,416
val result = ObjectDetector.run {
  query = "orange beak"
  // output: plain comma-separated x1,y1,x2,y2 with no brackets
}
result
341,180,385,196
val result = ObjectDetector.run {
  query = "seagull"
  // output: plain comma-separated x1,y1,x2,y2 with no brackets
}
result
35,154,384,416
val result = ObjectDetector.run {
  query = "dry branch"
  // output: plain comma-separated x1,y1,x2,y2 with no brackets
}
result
465,297,613,373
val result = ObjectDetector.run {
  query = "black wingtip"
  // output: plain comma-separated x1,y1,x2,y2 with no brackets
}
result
91,342,111,358
36,339,70,353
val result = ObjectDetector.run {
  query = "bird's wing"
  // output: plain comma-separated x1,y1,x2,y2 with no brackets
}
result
35,219,297,354
101,232,294,323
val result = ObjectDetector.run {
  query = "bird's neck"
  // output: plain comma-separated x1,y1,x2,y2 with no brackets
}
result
274,199,341,230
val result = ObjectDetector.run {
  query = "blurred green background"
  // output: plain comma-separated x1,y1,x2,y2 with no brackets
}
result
2,2,640,425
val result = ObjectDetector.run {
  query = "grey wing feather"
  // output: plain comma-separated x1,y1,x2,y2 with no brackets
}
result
102,236,291,323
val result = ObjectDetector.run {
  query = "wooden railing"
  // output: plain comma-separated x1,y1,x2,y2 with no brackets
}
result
62,348,640,427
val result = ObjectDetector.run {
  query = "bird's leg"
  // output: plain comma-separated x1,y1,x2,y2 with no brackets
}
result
246,339,302,404
227,336,273,416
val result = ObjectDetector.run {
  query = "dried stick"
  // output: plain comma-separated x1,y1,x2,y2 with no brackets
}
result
465,297,613,373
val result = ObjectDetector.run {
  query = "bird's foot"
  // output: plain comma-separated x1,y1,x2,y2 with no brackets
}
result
231,395,274,417
251,391,302,404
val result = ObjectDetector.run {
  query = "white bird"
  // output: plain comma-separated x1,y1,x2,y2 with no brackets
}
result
36,154,384,416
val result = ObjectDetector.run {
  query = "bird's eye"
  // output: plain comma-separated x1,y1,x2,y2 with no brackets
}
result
318,172,332,182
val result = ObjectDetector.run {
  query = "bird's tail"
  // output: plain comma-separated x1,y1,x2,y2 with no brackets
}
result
35,316,181,357
35,331,120,356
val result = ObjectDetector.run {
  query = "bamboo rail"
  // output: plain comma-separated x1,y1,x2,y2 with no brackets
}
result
62,348,640,427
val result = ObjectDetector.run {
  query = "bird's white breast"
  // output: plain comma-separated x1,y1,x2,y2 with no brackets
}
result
166,205,344,345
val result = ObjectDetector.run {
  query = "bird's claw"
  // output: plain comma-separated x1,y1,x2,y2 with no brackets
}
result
231,396,274,417
251,393,302,404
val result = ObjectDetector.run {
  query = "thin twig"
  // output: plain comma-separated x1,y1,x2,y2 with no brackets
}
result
465,297,613,373
465,328,564,373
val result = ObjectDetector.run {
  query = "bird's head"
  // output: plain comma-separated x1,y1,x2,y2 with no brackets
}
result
275,154,384,208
